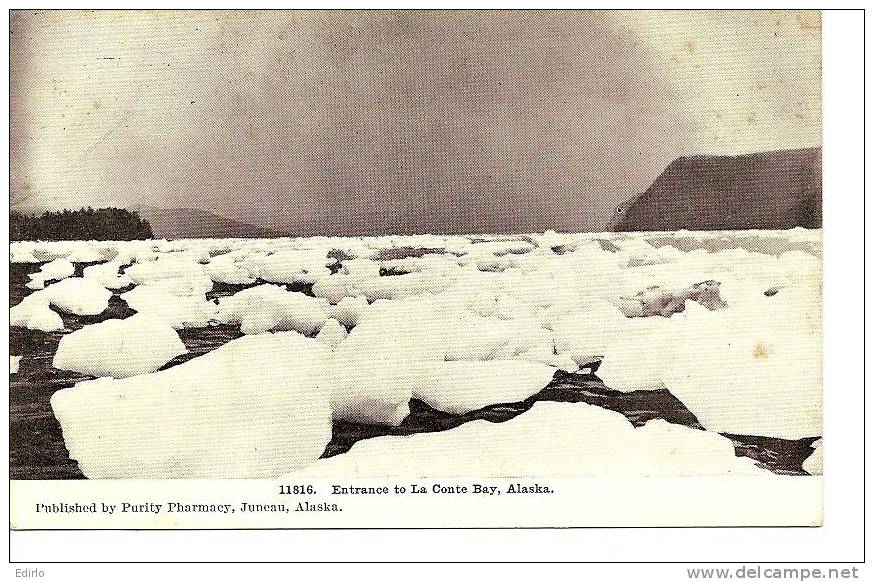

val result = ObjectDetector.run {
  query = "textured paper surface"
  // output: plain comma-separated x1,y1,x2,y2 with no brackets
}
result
9,10,823,531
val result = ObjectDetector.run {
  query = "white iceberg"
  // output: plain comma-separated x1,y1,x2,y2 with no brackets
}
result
41,278,113,316
661,291,821,440
10,294,64,332
83,261,133,290
258,250,335,285
326,296,444,425
293,401,766,477
215,284,329,335
416,360,556,415
121,286,218,329
52,314,187,378
11,277,112,331
26,258,75,290
51,332,332,478
326,296,369,328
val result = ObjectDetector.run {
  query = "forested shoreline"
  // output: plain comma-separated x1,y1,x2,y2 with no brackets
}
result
11,208,153,241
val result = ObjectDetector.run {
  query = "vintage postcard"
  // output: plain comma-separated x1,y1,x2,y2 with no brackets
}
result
9,9,823,532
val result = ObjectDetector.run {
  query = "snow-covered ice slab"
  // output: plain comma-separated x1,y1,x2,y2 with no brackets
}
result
26,258,74,289
215,284,329,335
326,296,444,425
52,314,186,378
11,277,112,331
292,401,766,478
51,332,332,478
83,261,133,290
121,286,218,330
415,360,557,415
659,260,822,439
40,278,113,316
10,293,64,332
315,318,348,349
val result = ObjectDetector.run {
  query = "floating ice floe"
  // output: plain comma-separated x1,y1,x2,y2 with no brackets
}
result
11,356,21,375
257,249,336,285
292,401,766,477
215,284,329,335
121,286,218,329
64,244,107,263
358,270,457,302
10,242,42,264
661,286,821,440
326,296,444,425
311,273,361,304
52,314,187,378
204,253,258,285
123,255,213,295
323,294,565,423
83,261,133,290
439,309,555,363
415,360,557,415
10,294,64,332
326,296,369,328
11,277,113,331
614,280,727,318
51,332,332,478
26,258,75,289
43,278,114,316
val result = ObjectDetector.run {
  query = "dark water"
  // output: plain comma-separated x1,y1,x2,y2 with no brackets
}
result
9,262,818,480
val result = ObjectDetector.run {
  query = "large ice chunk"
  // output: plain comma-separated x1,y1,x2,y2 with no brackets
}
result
52,315,187,378
11,277,112,331
83,261,133,290
10,242,42,264
215,284,329,335
416,360,557,414
661,291,821,439
315,318,348,349
41,278,113,316
326,296,444,425
51,332,332,478
26,258,75,290
204,253,258,285
123,255,213,295
326,296,369,328
258,250,335,285
293,401,765,477
10,294,64,332
121,286,218,329
65,244,107,263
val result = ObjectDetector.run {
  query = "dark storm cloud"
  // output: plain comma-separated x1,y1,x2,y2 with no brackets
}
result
10,10,820,234
161,11,694,234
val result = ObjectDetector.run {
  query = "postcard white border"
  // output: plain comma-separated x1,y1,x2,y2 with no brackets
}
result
3,3,866,571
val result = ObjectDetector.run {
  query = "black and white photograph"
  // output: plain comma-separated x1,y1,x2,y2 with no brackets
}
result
6,7,863,568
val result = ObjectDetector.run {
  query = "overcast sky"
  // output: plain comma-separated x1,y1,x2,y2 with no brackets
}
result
10,10,821,234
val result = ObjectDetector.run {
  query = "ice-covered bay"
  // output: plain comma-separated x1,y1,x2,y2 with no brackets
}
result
10,228,822,478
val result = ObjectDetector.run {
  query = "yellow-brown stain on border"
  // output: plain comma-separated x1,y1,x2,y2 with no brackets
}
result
796,12,822,32
753,343,769,359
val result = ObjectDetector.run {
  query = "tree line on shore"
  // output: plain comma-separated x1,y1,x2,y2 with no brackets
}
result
11,208,153,241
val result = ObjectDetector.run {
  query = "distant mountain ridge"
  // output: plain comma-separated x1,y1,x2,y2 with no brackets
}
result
129,205,289,239
609,147,822,232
